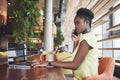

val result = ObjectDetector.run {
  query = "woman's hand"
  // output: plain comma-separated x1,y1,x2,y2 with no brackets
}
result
71,32,79,43
71,30,79,51
31,61,48,68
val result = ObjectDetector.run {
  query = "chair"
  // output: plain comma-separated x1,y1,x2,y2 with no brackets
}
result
84,57,115,80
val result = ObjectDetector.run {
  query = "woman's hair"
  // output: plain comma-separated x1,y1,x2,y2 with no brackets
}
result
76,8,94,28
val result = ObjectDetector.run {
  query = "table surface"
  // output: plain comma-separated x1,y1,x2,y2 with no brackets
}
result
0,64,66,80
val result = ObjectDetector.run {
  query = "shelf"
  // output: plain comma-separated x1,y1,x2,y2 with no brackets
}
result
107,23,120,31
91,0,110,15
93,3,120,27
97,35,120,42
98,48,120,50
94,0,118,18
86,0,95,9
76,0,94,10
80,0,92,8
93,19,109,28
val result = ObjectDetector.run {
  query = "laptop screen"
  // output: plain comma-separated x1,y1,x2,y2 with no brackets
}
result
7,43,27,64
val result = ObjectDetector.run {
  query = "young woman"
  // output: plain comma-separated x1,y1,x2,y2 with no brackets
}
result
32,8,99,80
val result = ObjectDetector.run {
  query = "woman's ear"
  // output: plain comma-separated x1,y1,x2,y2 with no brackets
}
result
84,20,90,26
86,20,89,24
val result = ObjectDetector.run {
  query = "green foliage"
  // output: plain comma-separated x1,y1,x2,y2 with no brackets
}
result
10,0,40,49
54,28,64,47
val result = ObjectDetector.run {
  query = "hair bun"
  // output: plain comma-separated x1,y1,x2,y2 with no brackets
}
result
76,8,94,19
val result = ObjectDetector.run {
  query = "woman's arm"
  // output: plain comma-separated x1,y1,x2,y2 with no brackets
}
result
32,40,91,69
51,40,91,70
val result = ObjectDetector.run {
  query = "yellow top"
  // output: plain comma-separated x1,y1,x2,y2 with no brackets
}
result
72,32,99,80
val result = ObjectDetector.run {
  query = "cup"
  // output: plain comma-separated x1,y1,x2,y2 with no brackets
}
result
46,54,54,62
40,54,46,61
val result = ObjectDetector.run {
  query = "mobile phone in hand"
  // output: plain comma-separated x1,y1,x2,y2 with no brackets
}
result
73,30,78,36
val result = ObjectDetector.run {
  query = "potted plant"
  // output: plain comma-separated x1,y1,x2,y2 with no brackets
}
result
54,27,64,47
9,0,41,49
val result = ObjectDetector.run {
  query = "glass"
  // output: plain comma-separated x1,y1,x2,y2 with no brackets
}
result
40,54,46,61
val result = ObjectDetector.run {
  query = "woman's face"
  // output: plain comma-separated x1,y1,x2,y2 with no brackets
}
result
74,16,89,34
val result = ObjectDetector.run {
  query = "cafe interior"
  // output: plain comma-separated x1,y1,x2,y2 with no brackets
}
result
0,0,120,80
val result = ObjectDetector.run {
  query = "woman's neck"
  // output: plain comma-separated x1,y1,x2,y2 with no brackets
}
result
82,29,90,34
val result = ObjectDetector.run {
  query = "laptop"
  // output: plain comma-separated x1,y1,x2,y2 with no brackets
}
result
7,43,32,68
7,56,32,68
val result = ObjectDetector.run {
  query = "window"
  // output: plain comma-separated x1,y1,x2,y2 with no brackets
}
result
113,40,120,60
92,25,102,57
113,9,120,25
112,8,120,61
93,7,120,60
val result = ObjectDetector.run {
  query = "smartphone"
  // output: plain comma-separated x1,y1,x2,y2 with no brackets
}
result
73,30,78,36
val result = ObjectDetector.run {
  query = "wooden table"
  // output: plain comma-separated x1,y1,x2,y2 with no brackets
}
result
0,64,66,80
